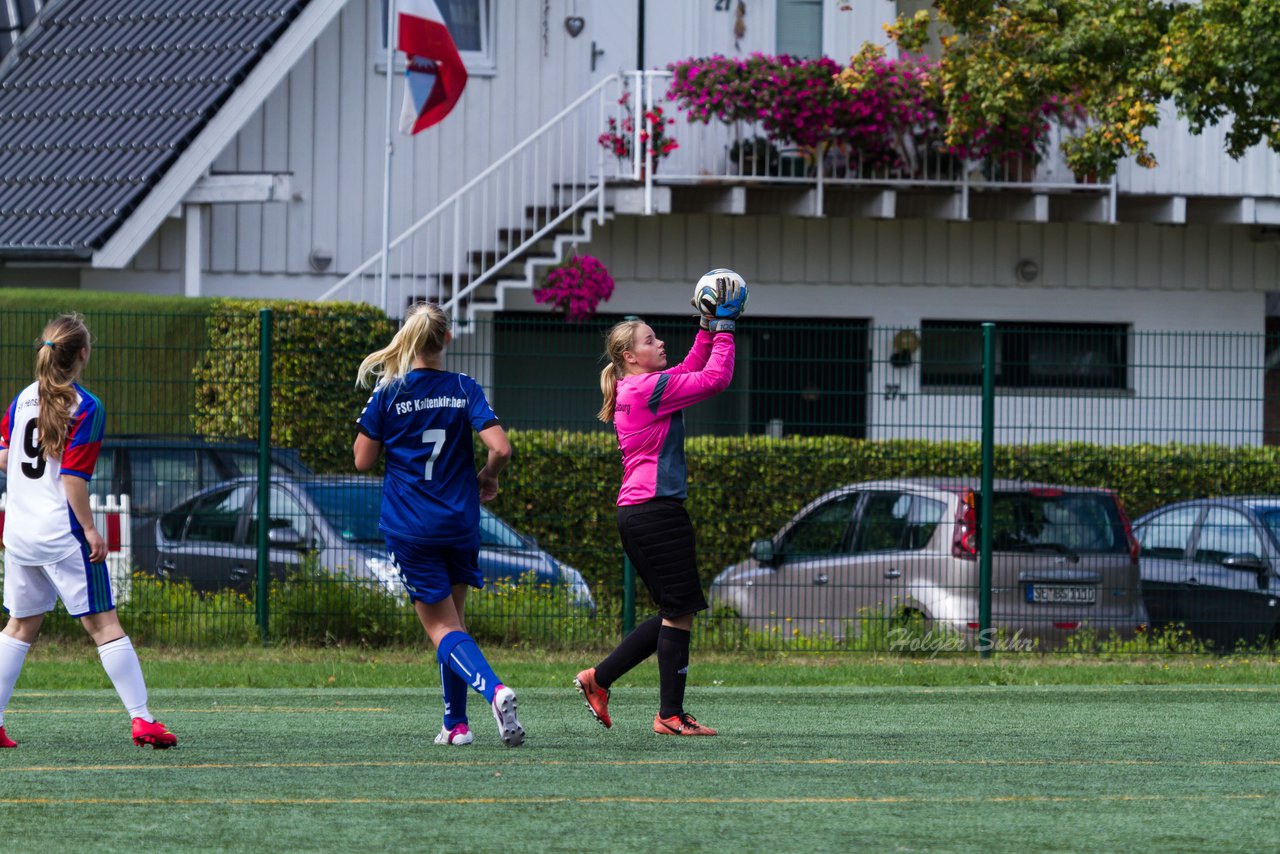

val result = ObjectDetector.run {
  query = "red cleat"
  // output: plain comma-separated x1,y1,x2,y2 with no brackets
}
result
0,726,16,748
653,712,717,737
132,718,177,749
574,668,612,729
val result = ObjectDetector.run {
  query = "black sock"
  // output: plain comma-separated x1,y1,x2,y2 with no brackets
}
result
594,615,662,688
657,625,691,719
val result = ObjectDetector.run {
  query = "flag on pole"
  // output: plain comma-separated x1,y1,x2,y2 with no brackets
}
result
397,0,468,135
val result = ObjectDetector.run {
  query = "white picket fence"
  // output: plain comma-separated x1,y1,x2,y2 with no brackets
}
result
0,492,134,604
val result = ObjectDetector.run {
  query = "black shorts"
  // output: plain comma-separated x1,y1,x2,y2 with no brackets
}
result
616,497,708,619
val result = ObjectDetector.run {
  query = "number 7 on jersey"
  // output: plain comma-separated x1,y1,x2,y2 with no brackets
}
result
421,429,446,480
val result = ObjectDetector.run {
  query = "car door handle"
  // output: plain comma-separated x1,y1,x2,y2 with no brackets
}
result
884,568,902,579
230,566,251,580
1187,577,1199,586
813,573,829,586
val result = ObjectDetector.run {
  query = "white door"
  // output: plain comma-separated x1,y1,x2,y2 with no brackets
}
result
580,0,639,86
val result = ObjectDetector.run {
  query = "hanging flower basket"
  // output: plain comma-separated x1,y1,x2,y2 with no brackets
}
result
533,255,615,323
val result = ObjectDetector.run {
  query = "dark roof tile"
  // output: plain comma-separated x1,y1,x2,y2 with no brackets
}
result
0,0,308,259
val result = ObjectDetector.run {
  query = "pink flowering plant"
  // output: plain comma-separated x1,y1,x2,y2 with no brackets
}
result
598,90,678,170
533,255,615,322
668,49,1062,177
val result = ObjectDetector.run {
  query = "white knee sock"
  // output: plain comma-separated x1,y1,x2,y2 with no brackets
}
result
0,633,31,727
97,636,153,722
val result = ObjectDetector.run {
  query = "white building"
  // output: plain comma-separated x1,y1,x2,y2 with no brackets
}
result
0,0,1277,441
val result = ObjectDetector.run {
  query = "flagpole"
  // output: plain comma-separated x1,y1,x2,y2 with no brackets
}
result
378,0,397,315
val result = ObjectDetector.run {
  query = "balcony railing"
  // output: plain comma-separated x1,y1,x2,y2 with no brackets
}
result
619,70,1116,220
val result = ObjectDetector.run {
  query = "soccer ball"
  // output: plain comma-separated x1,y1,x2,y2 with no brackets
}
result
692,268,745,316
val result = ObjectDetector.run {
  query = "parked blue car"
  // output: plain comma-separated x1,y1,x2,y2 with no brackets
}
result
152,475,594,611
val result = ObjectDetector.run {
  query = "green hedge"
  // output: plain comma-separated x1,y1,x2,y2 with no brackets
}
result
485,433,1280,597
0,288,214,434
192,299,396,471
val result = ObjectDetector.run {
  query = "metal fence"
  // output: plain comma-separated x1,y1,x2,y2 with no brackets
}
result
1,306,1277,654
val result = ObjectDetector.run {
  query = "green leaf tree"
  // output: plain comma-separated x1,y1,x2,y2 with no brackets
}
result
839,0,1280,180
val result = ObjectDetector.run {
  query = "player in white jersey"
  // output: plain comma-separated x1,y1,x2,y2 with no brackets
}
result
0,313,176,749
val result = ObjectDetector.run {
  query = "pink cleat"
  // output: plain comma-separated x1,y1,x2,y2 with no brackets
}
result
132,718,177,749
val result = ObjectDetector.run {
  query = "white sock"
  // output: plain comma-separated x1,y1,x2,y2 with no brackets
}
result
97,636,153,722
0,633,31,728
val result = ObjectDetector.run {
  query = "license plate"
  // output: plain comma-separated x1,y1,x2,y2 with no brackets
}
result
1027,584,1096,604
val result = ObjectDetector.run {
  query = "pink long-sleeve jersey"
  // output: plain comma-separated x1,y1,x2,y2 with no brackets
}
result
613,329,735,506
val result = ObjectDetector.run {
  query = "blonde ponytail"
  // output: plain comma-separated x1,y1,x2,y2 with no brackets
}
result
357,302,450,389
34,313,91,461
597,319,644,423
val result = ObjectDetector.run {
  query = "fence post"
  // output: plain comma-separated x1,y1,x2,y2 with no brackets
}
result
979,322,995,658
622,554,636,635
256,308,273,643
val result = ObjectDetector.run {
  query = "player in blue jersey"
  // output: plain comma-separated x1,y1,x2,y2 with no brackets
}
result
0,313,176,749
354,302,524,748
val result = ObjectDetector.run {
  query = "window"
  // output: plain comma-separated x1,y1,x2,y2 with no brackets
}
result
479,508,527,550
89,450,114,501
851,493,946,553
493,313,870,436
129,449,200,514
183,486,251,545
776,0,823,59
1136,507,1200,560
921,321,1128,390
247,486,312,548
987,491,1128,554
1194,508,1264,566
302,482,384,546
378,0,494,72
783,494,858,558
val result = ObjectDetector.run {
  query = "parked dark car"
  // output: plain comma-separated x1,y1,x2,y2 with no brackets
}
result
152,475,595,610
1133,498,1280,649
0,435,312,574
711,478,1146,649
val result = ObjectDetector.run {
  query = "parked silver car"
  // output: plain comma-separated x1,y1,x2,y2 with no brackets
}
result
710,478,1147,649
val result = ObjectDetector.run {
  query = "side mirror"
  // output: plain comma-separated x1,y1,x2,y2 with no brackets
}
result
268,525,304,548
750,539,777,566
1222,552,1269,573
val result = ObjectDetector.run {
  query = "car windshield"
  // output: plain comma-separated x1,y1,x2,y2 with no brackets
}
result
480,509,528,549
301,482,384,544
988,491,1127,555
1253,507,1280,543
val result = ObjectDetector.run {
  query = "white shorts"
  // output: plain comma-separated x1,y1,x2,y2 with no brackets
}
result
3,546,115,618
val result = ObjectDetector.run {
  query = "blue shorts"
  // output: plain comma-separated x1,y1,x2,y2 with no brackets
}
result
384,533,484,605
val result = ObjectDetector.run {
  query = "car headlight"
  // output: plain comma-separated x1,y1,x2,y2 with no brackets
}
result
558,565,595,610
364,556,402,596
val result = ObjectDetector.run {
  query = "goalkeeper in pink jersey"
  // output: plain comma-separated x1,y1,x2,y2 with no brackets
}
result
575,270,748,737
0,313,176,749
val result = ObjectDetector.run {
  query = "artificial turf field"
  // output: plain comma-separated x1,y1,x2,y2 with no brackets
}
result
1,651,1279,852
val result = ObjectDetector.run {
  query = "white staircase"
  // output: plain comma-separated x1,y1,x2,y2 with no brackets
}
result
320,72,644,328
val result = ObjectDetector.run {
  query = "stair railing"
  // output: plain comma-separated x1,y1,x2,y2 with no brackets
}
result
320,71,640,320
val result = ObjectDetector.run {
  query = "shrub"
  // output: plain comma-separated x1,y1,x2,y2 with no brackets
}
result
191,300,396,471
0,289,213,434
